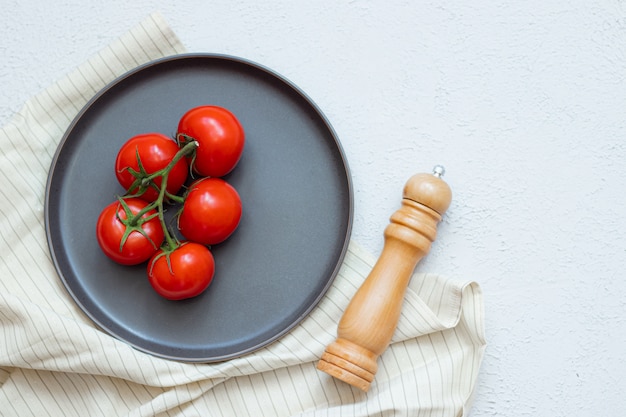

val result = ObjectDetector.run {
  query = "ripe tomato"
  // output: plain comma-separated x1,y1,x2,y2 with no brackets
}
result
147,242,215,300
177,105,245,177
178,177,242,245
96,198,164,265
115,132,189,201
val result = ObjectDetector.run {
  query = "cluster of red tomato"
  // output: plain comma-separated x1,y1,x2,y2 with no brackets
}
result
95,105,245,300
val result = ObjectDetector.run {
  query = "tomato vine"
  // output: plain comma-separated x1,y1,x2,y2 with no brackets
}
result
96,105,245,300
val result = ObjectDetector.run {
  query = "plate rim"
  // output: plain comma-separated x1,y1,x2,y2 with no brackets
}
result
44,52,353,362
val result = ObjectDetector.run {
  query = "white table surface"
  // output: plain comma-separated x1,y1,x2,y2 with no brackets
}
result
2,2,625,415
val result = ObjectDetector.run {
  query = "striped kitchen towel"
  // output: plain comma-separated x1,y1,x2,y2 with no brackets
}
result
0,12,485,417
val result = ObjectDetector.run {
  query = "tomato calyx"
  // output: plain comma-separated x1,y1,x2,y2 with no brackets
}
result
113,196,161,252
175,132,196,146
175,133,199,175
146,244,175,275
119,148,162,199
122,140,198,203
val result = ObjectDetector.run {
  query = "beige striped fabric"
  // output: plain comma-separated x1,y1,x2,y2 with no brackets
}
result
0,12,485,417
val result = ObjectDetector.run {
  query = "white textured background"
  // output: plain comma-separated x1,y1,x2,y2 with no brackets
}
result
2,1,625,415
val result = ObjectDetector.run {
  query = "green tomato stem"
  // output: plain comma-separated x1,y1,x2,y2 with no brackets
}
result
156,169,177,250
121,140,198,249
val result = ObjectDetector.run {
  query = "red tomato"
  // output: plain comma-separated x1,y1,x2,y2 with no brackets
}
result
177,105,245,177
178,177,242,245
115,133,189,201
147,242,215,300
96,198,164,265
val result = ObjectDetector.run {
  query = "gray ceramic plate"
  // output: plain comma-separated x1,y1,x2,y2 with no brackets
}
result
45,54,352,362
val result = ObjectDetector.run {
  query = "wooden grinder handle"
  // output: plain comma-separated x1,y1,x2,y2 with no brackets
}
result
317,166,452,391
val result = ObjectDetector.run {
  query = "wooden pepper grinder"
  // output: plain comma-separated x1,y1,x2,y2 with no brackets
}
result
317,165,452,391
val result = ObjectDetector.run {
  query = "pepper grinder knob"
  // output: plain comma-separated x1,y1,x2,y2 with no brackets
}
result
317,166,452,391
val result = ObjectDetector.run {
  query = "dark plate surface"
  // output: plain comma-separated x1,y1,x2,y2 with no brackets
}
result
45,54,352,362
